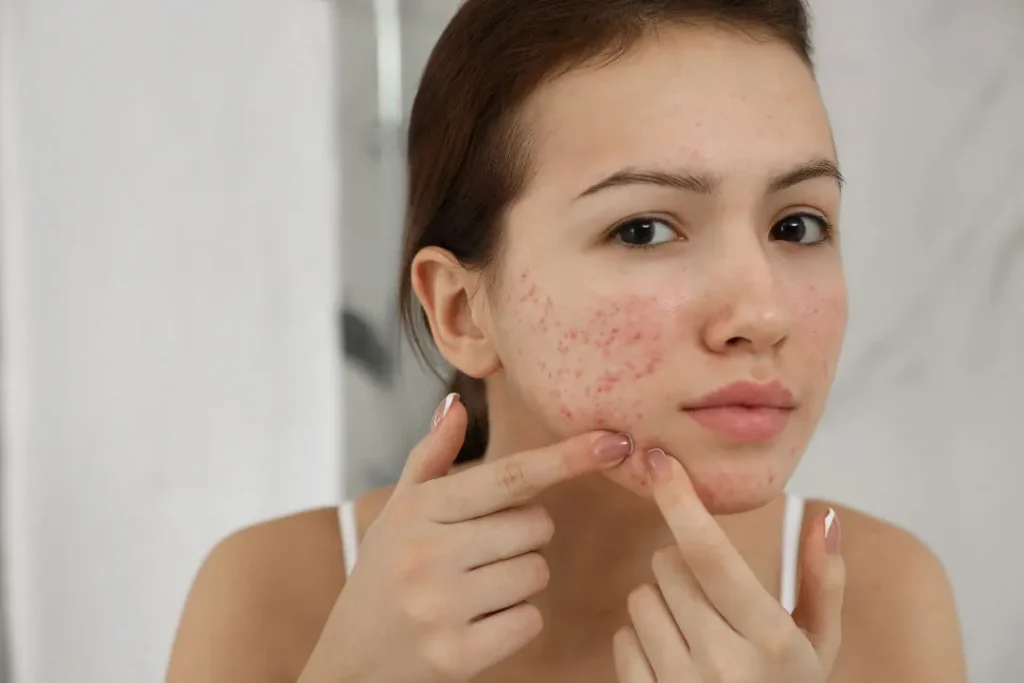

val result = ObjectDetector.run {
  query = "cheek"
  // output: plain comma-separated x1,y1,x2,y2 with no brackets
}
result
508,271,677,429
792,283,847,382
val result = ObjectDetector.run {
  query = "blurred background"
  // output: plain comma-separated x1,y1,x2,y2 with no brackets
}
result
0,0,1021,681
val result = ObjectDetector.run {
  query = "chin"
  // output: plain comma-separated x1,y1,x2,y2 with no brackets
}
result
599,446,793,516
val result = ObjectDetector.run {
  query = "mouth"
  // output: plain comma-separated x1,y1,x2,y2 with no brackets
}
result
681,380,796,443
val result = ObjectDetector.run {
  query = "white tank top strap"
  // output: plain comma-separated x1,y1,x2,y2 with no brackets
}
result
339,499,359,577
779,493,805,614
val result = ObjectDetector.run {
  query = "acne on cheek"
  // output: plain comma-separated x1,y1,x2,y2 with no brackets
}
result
515,272,672,425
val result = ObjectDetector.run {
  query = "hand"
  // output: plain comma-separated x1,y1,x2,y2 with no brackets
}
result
613,449,845,683
302,394,634,683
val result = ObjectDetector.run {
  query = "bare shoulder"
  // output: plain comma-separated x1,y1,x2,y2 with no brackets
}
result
165,481,403,683
166,507,348,683
805,500,966,683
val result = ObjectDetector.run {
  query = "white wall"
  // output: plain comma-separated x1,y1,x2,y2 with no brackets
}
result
0,0,341,681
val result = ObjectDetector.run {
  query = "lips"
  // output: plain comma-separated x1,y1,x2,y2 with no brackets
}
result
682,380,796,443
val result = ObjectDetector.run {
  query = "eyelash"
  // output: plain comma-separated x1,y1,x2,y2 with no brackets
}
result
608,212,835,250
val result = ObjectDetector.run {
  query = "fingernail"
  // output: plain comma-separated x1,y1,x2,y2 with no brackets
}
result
645,449,673,481
592,433,633,465
824,507,841,555
431,393,459,431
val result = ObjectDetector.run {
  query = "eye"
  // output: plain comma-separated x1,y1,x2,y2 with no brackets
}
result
770,213,833,246
611,217,678,248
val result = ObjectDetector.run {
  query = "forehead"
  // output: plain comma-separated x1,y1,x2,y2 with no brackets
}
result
518,25,835,191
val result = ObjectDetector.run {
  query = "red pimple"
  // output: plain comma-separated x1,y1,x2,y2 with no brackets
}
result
593,369,624,394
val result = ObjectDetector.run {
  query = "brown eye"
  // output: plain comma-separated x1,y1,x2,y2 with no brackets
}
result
612,217,676,248
770,213,832,245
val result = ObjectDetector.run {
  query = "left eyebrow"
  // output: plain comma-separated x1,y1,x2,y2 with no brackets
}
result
576,157,844,200
767,158,845,193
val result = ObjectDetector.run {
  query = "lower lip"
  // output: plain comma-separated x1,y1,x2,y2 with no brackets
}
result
684,406,792,442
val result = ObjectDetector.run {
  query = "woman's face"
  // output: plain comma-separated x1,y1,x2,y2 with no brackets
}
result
481,25,846,513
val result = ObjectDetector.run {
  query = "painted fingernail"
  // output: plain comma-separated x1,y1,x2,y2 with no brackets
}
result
593,433,633,465
645,448,673,481
431,393,459,431
824,507,841,555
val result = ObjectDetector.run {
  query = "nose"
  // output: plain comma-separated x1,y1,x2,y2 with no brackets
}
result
700,245,791,356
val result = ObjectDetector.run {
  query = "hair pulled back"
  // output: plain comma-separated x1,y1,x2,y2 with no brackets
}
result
398,0,814,462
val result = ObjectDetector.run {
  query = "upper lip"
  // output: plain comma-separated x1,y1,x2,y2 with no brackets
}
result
685,380,796,410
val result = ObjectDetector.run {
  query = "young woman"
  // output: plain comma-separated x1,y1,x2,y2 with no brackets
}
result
167,1,966,681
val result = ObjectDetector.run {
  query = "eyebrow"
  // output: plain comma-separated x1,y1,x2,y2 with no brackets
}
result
576,158,845,198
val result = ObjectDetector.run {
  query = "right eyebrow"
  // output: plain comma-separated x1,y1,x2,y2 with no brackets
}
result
577,168,719,199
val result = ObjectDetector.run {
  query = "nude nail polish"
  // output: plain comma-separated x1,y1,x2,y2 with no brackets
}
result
592,433,633,465
645,448,673,481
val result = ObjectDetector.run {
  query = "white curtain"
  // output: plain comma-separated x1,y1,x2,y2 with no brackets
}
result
0,0,342,681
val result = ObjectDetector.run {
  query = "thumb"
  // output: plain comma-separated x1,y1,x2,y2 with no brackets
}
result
791,507,845,669
395,392,467,491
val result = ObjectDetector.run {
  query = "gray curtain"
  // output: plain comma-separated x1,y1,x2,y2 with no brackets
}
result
338,0,463,497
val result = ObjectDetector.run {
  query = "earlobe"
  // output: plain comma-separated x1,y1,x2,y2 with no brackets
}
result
410,247,500,378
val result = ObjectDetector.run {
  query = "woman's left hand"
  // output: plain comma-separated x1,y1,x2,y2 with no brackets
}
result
613,448,845,683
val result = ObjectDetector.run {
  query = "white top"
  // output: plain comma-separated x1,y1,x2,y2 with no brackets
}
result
339,493,806,614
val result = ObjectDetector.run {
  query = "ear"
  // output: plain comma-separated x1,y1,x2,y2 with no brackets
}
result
410,247,500,379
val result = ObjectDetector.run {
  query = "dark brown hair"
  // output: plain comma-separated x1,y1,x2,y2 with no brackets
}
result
398,0,814,463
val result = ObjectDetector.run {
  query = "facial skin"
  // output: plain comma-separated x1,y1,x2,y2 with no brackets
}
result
416,25,847,515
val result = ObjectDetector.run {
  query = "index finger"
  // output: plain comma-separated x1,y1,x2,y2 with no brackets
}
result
645,448,786,636
427,431,633,522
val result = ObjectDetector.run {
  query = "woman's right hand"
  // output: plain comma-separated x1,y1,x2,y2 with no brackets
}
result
299,393,634,683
